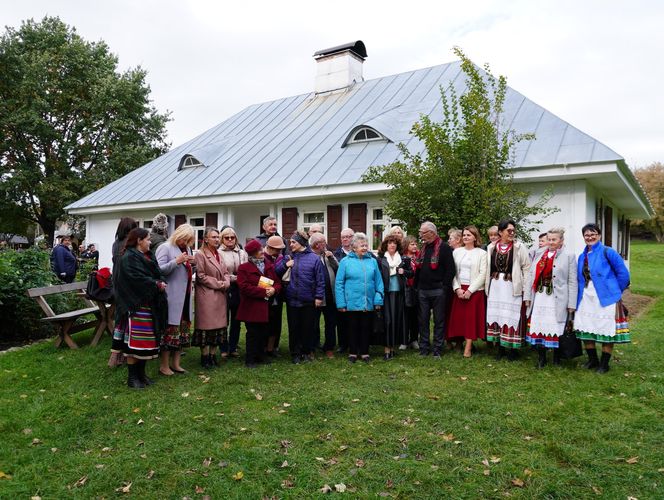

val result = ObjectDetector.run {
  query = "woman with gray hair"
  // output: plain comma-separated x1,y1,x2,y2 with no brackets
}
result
335,232,384,363
149,213,169,253
524,227,578,368
156,223,196,375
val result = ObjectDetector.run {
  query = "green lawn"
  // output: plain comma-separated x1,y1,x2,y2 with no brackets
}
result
1,241,663,499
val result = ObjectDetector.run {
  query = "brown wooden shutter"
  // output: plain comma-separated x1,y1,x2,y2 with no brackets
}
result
348,203,367,233
205,212,218,229
282,207,298,237
604,206,613,247
327,205,342,249
174,214,187,228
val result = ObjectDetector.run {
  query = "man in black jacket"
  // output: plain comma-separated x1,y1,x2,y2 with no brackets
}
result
256,216,288,254
415,221,455,358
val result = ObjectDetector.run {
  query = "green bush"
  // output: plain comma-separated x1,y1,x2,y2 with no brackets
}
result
0,248,86,341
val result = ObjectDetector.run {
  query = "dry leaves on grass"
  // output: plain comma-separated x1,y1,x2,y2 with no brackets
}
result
626,456,639,464
31,438,42,446
0,471,12,480
439,432,455,441
72,475,87,488
255,393,263,401
146,470,155,479
115,481,132,494
335,483,347,493
202,457,212,467
195,485,205,494
320,484,332,493
511,478,525,488
355,459,365,468
280,460,289,468
232,471,244,481
281,478,294,488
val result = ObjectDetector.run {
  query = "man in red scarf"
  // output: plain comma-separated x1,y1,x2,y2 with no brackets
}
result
415,221,455,358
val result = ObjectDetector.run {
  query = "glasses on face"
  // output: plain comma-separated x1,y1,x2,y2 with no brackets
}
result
223,236,236,240
583,233,599,239
506,229,516,234
418,230,431,236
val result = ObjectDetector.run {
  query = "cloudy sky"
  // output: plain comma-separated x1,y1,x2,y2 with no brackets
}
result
4,0,663,168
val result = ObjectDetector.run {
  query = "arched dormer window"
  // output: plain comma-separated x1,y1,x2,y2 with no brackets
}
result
342,126,389,147
178,154,205,171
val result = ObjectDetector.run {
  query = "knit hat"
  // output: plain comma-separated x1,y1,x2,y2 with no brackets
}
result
266,235,286,249
152,213,168,234
245,239,263,256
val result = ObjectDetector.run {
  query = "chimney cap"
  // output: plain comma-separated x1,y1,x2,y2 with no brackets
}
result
313,40,367,60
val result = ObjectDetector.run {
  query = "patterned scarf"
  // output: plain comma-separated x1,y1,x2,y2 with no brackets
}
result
250,256,265,274
416,236,442,270
533,250,556,292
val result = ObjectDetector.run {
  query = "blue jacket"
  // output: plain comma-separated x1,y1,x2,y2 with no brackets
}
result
276,247,325,306
577,241,630,308
51,244,77,280
335,251,384,311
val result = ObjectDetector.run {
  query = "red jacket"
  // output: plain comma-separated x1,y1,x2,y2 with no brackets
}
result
236,259,282,323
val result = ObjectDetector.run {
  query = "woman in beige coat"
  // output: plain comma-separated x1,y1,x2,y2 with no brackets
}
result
193,228,231,368
219,226,248,358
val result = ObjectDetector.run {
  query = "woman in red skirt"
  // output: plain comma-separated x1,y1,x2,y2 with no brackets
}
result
447,226,488,357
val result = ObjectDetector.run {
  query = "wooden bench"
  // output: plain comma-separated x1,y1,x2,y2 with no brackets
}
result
27,281,113,349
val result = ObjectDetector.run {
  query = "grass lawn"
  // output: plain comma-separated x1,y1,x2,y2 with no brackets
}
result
1,241,662,499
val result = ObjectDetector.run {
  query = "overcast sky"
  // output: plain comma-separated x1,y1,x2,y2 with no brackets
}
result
4,0,663,168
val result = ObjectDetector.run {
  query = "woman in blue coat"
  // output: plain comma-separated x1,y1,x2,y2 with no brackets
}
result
335,232,384,363
574,223,630,373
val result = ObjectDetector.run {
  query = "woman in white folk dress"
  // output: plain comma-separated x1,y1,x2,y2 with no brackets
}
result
524,227,577,368
573,223,630,374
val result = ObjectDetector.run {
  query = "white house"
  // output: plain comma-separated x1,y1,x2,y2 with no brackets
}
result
66,41,652,269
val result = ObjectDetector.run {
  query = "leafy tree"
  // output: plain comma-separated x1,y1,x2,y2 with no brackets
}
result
0,16,170,246
363,47,555,241
633,162,664,242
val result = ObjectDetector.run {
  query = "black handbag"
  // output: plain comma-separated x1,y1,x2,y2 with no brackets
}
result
558,312,582,359
85,270,114,303
373,309,385,337
227,281,241,309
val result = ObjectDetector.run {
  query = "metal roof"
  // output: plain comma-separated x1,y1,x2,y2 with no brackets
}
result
67,61,624,210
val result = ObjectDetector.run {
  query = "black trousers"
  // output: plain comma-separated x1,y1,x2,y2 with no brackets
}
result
267,302,283,350
347,311,374,357
315,304,338,351
245,322,267,364
418,288,450,353
287,304,317,356
223,303,241,353
405,305,419,344
337,311,349,350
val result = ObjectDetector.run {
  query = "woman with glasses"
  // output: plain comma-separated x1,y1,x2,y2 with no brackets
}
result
574,223,630,373
485,219,531,361
219,226,248,359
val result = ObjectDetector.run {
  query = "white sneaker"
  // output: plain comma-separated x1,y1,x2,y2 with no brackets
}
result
398,344,408,351
409,341,420,350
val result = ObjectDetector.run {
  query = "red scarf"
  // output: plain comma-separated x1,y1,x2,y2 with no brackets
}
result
532,250,556,290
416,236,442,270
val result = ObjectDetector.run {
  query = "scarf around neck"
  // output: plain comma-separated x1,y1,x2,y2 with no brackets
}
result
416,236,442,270
386,251,402,276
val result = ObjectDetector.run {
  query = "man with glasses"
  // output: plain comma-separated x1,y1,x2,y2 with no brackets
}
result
415,221,455,358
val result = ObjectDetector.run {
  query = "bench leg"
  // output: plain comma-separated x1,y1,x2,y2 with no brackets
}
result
91,316,106,347
58,319,79,349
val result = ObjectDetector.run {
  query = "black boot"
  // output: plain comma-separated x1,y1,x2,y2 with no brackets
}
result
507,348,519,362
537,346,547,369
201,353,212,369
138,360,154,385
210,353,219,367
596,352,611,374
552,349,561,366
495,345,506,361
582,348,599,369
127,363,145,389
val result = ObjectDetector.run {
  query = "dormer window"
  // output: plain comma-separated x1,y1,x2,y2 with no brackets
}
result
178,154,205,170
349,127,384,143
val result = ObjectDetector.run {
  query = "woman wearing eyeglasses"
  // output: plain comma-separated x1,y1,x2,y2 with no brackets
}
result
574,223,630,373
219,226,248,359
485,219,531,361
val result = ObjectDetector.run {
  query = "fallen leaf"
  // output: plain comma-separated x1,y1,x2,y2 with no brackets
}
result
280,440,291,448
95,464,105,469
147,470,155,479
592,486,602,495
281,460,289,468
232,471,244,481
523,468,533,476
482,459,490,467
283,402,291,407
427,395,440,400
386,479,394,489
351,398,360,403
240,427,248,432
315,457,325,462
132,407,140,413
320,484,332,493
137,418,144,425
101,447,112,452
490,456,501,464
454,440,462,445
339,445,349,452
22,428,32,435
115,481,132,494
31,438,42,446
355,459,365,468
511,478,525,488
441,433,455,441
202,457,212,467
51,448,58,453
195,485,205,494
281,478,294,488
278,410,287,414
524,436,533,441
483,469,490,476
255,393,263,401
0,471,12,480
218,461,228,468
181,392,190,398
31,496,41,500
140,453,147,459
335,483,347,493
73,475,88,488
460,376,468,381
626,456,639,464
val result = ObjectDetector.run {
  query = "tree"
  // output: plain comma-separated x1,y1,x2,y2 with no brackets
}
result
363,47,555,241
633,162,664,242
0,17,170,246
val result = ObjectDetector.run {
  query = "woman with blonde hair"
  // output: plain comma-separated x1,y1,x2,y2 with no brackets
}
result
447,228,463,250
389,226,405,242
193,227,231,369
156,223,196,375
219,226,248,358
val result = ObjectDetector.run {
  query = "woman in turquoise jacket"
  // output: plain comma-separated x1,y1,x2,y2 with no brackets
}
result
335,232,384,363
574,223,630,374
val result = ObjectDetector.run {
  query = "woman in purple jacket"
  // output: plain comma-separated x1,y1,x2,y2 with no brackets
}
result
276,230,325,364
574,223,630,374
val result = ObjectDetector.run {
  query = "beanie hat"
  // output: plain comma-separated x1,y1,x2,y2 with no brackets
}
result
152,213,168,234
245,239,263,256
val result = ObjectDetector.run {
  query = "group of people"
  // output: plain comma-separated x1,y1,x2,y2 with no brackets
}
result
108,213,631,389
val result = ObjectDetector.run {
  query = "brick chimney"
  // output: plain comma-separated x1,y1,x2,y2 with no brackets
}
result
313,40,367,94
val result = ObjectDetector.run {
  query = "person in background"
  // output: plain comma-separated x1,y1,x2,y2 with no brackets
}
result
485,226,499,250
524,227,577,368
150,213,169,253
256,215,288,253
310,232,339,358
447,228,463,250
193,227,230,369
333,227,355,353
51,235,78,283
263,235,286,357
112,217,139,268
400,235,420,350
485,219,531,361
156,224,196,375
528,232,548,262
308,223,324,235
415,221,455,358
573,223,630,374
111,227,168,389
378,234,411,360
87,244,99,262
237,239,282,368
335,232,384,363
447,226,487,358
389,226,405,243
219,226,248,359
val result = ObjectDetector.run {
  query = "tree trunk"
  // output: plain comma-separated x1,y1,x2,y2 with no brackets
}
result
38,215,56,248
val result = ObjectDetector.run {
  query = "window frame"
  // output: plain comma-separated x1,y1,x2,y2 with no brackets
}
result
302,211,326,235
346,126,387,145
